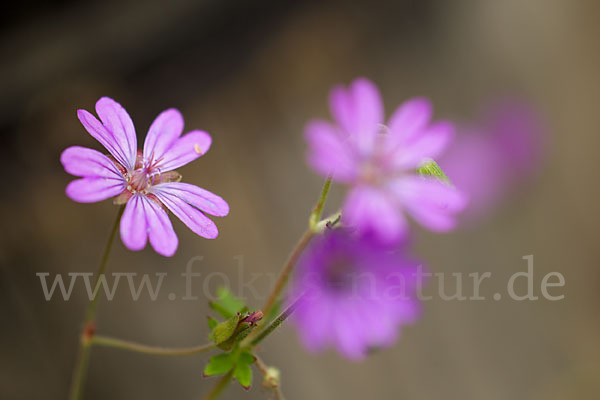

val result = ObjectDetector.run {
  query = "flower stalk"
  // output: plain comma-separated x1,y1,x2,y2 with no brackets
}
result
91,336,215,357
69,205,124,400
202,370,234,400
249,296,302,347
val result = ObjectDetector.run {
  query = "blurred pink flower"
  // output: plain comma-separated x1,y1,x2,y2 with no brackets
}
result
305,78,467,243
61,97,229,256
439,100,544,222
290,229,422,360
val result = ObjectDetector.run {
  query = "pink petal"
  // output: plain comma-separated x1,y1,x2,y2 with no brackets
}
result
304,120,358,182
66,178,126,203
61,146,125,179
156,130,212,172
342,186,407,243
145,197,178,257
143,108,184,164
387,97,432,143
329,78,383,154
95,97,137,169
333,301,367,360
151,182,229,217
295,296,332,353
120,195,149,251
77,97,137,171
152,189,219,239
390,121,454,169
389,176,468,232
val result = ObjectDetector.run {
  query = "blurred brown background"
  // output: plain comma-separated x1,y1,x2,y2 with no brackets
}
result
1,0,599,399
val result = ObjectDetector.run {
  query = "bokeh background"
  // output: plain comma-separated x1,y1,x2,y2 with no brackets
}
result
1,0,599,399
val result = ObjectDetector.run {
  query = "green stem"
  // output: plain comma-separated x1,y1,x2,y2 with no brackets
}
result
250,296,301,347
259,230,313,323
69,205,124,400
91,336,215,357
242,177,333,347
201,370,234,400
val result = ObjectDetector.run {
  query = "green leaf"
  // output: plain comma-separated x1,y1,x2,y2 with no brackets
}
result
208,301,233,319
212,314,240,346
217,287,246,314
239,350,255,364
233,352,254,390
209,287,246,319
203,353,235,377
207,316,218,331
416,159,451,183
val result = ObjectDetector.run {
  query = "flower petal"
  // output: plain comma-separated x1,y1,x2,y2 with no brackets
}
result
304,120,357,182
156,130,212,172
61,146,125,179
389,176,468,232
152,188,219,239
294,295,332,353
66,178,126,203
95,97,137,170
151,182,229,217
145,197,178,257
387,97,432,143
390,121,454,169
329,78,383,154
333,301,367,360
77,97,137,171
143,108,184,164
120,195,148,251
342,186,407,243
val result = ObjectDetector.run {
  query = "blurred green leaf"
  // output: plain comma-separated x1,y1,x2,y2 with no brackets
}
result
233,351,254,389
207,316,218,331
209,287,246,319
212,314,240,346
203,353,235,377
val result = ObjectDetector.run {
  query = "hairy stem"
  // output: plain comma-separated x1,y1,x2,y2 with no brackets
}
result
201,370,234,400
260,230,313,323
69,205,124,400
243,177,332,345
91,336,215,357
250,296,301,347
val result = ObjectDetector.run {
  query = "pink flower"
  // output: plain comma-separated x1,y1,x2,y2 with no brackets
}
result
290,229,422,360
305,78,467,243
61,97,229,256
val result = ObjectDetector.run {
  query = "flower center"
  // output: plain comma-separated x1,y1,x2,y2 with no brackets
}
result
128,168,153,192
324,255,359,293
357,129,402,186
124,151,181,194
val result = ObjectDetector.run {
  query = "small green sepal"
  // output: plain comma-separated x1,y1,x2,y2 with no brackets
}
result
416,159,451,183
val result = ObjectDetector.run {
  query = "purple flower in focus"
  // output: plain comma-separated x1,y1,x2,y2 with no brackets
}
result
439,100,544,221
61,97,229,256
305,78,467,243
290,229,422,360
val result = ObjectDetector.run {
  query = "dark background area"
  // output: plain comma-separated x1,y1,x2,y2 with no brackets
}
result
1,0,599,399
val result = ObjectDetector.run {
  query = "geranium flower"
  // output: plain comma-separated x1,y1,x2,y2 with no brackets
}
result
305,78,467,243
290,229,422,360
61,97,229,256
